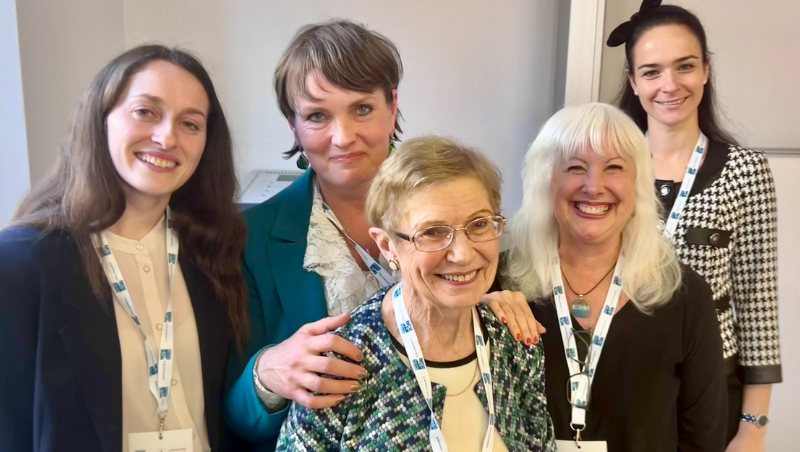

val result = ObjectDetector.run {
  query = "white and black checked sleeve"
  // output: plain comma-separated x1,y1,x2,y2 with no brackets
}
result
728,148,781,382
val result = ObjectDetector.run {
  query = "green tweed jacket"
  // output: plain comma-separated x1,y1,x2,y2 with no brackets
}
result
276,287,556,451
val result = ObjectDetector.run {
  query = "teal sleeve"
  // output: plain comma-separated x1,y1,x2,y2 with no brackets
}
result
224,349,289,443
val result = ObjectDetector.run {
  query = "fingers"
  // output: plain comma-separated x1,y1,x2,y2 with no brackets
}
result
484,290,540,346
297,364,362,395
293,390,347,410
306,354,366,381
298,313,352,336
503,291,537,345
269,358,365,410
483,294,509,325
307,331,364,362
255,319,367,407
484,291,523,342
524,310,545,345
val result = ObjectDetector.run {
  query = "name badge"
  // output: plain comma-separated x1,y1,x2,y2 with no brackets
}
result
129,428,193,452
556,439,607,452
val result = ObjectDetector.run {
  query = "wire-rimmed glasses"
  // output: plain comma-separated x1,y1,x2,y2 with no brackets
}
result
393,215,506,252
566,328,592,409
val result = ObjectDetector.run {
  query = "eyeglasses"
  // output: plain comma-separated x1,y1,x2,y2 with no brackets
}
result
394,215,506,252
566,329,592,409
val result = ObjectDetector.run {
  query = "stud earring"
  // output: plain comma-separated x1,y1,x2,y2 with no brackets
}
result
633,90,639,96
388,258,400,272
296,151,309,170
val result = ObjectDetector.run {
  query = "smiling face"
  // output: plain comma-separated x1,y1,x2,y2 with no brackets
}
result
551,146,636,250
290,72,398,193
106,60,209,208
629,24,709,131
377,177,500,313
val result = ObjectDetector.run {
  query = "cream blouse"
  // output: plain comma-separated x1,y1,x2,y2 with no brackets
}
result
304,184,383,315
397,345,509,451
106,217,210,452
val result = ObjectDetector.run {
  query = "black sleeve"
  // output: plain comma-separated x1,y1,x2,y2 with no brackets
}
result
677,267,727,452
0,228,41,451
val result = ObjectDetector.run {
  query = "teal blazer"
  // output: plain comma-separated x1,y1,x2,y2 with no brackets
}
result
225,170,329,449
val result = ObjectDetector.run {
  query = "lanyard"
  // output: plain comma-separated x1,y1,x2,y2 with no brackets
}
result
662,133,707,239
92,210,178,433
321,202,397,288
391,283,496,452
552,256,624,438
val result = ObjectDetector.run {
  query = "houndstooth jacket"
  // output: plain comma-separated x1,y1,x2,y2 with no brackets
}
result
276,287,556,451
656,140,782,384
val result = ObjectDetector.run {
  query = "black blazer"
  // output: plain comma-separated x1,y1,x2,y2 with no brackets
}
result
0,226,235,451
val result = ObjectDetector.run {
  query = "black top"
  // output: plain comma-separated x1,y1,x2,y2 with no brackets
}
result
654,137,727,222
530,267,727,452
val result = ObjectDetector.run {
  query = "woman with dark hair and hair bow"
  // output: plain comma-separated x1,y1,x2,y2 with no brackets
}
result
608,2,782,451
0,45,248,451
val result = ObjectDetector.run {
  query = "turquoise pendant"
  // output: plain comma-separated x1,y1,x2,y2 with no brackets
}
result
571,297,591,318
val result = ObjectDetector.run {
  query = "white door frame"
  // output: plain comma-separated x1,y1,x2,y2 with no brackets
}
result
564,0,605,105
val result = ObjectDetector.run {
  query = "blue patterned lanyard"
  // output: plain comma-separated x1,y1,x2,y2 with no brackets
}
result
321,202,397,288
662,133,707,239
552,256,624,440
92,209,178,435
391,283,496,452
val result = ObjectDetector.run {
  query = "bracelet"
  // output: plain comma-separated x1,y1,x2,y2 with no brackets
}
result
253,347,289,412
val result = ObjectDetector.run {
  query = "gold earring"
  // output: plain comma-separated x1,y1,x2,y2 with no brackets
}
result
388,258,400,272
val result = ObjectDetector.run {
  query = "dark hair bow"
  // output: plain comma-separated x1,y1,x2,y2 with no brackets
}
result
606,0,662,47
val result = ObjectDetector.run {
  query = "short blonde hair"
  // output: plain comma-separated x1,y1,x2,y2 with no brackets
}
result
503,103,681,312
367,135,502,231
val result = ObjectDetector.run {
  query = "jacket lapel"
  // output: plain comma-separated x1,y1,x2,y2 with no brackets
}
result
267,171,328,326
181,254,230,451
55,234,122,452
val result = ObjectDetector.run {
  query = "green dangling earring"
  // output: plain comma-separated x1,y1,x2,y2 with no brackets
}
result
296,151,309,170
388,142,396,155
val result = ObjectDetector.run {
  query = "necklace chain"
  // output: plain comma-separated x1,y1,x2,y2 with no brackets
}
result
561,263,616,298
321,200,378,256
445,361,479,397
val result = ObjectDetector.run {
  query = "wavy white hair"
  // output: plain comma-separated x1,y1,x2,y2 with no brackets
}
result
503,103,681,312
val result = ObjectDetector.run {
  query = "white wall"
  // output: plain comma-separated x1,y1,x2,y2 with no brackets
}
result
598,0,637,102
121,0,561,213
15,0,126,186
0,0,30,224
764,154,799,450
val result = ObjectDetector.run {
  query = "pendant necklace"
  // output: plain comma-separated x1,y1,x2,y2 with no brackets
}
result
561,263,617,318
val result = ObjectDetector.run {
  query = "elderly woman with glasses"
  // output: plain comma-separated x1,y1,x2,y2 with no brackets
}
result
502,103,727,451
276,135,556,450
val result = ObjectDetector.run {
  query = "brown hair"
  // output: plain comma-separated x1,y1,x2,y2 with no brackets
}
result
12,45,249,344
366,135,502,232
274,19,404,157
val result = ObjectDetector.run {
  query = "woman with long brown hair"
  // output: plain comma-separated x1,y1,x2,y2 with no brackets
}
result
0,45,248,451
